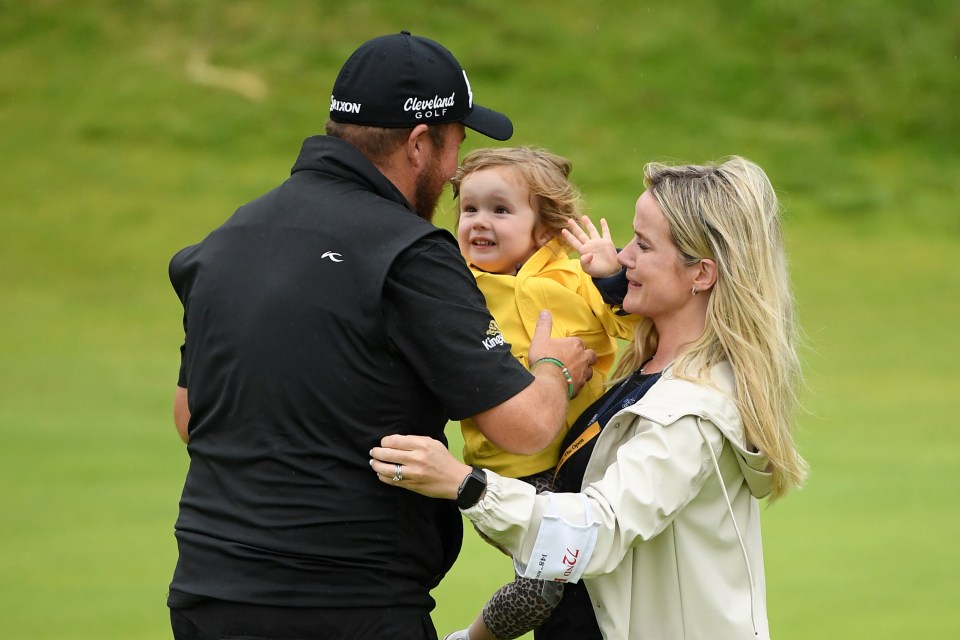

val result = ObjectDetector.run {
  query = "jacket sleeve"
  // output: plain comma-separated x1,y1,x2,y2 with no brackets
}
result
465,413,727,579
577,269,640,341
591,268,628,308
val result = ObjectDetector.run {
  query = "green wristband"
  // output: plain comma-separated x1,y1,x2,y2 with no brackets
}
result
532,357,575,400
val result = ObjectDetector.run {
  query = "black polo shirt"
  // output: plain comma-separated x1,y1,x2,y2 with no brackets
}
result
168,136,532,611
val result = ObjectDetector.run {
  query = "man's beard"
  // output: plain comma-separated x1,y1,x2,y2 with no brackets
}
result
412,151,447,222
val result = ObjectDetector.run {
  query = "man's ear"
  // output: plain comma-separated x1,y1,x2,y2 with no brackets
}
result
404,124,432,171
693,258,718,293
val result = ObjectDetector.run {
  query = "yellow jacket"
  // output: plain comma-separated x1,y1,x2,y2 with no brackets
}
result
461,238,640,477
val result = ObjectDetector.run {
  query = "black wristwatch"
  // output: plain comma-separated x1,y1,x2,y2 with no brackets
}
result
456,466,487,509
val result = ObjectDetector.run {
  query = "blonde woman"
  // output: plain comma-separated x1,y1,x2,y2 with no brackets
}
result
372,156,808,640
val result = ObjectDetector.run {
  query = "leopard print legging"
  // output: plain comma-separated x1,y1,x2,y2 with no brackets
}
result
480,470,565,640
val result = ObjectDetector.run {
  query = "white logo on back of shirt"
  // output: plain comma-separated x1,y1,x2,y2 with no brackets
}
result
321,251,343,262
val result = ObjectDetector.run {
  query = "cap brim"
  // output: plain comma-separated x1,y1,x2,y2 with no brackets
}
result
460,105,513,141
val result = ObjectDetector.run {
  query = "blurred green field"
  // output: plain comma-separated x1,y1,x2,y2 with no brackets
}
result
1,1,958,638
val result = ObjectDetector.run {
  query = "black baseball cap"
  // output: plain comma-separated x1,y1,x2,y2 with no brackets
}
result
329,31,513,141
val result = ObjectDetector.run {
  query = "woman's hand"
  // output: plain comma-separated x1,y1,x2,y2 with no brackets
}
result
370,434,472,500
561,215,621,278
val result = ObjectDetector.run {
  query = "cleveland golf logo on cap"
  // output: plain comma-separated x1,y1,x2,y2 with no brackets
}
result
404,92,457,120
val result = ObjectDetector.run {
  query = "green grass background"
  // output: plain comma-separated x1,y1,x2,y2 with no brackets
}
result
1,1,958,637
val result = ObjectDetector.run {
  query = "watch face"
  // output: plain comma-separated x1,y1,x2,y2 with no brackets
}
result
457,468,487,509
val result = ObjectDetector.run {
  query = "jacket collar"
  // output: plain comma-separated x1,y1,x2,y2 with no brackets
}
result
517,237,573,278
290,135,413,212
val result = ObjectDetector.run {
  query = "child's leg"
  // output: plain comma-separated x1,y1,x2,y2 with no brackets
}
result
464,470,561,640
479,576,564,639
521,469,556,494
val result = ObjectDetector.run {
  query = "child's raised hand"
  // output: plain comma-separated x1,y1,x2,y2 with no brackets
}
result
561,215,621,278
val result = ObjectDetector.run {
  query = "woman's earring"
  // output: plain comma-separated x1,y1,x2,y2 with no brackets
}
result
691,286,699,296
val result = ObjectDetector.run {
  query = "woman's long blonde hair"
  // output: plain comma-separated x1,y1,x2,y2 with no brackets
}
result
615,156,807,501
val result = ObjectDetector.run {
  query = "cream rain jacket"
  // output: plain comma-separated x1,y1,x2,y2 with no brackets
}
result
465,362,774,639
460,238,638,478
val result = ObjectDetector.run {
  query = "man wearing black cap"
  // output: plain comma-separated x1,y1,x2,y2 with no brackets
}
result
166,32,596,640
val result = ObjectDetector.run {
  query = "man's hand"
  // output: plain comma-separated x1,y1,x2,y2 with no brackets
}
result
528,311,597,398
468,312,597,455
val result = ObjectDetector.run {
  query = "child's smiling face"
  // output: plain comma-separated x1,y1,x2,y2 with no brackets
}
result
457,166,547,274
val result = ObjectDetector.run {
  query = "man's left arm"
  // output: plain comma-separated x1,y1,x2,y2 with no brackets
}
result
174,385,190,443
